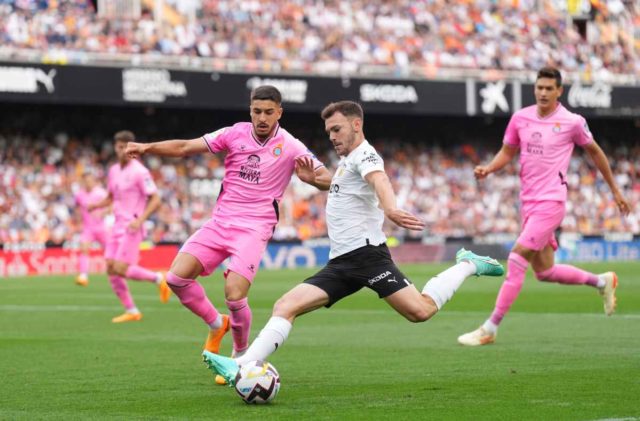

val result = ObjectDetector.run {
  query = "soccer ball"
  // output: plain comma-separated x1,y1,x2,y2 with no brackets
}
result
234,360,281,404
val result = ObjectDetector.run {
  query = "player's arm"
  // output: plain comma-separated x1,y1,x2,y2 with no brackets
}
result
365,170,425,231
583,141,631,215
294,157,331,191
475,144,518,179
128,192,161,232
126,138,209,158
87,192,113,211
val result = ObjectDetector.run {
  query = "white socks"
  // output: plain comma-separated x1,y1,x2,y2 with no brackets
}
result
422,261,476,310
208,314,223,330
235,316,292,366
596,274,607,289
126,307,140,314
482,319,498,335
155,272,163,284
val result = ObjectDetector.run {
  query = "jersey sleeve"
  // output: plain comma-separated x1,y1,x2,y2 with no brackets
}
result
572,116,594,147
203,127,231,154
502,114,520,146
107,169,115,195
355,147,385,179
138,167,158,196
291,139,325,170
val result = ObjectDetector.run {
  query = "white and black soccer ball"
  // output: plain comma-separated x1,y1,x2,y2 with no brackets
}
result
234,360,281,404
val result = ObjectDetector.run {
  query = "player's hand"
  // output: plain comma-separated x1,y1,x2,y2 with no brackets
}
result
128,218,142,232
385,209,425,231
126,142,147,159
613,191,631,216
474,165,491,179
295,157,316,184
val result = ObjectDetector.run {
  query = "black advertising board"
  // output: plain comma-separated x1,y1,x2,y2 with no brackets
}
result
0,62,637,117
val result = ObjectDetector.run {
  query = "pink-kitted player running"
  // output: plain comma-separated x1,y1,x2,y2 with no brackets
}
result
125,85,331,382
458,67,631,346
89,130,171,323
74,171,108,287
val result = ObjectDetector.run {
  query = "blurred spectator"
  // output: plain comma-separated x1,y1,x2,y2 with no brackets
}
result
0,0,638,78
1,130,638,247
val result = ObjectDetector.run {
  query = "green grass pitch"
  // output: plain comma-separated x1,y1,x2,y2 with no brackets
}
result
1,262,639,420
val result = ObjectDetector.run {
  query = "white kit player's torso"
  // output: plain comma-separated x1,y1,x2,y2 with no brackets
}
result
326,140,387,259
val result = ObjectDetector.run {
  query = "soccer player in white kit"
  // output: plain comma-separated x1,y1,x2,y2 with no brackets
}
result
203,101,505,385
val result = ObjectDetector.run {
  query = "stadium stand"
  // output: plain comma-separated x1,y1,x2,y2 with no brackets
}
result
0,0,638,79
1,107,637,248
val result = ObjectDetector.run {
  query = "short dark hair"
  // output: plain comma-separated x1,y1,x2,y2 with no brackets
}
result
114,130,135,143
251,85,282,104
536,67,562,87
321,101,364,121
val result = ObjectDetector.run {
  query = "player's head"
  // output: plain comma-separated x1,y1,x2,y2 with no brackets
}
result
250,85,283,140
321,101,364,157
114,130,135,164
535,67,563,114
81,170,97,189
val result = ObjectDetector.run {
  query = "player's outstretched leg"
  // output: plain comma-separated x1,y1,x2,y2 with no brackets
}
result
421,248,504,313
535,265,618,316
125,266,172,303
203,351,239,387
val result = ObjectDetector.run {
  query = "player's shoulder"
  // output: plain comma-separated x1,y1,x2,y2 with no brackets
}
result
276,126,304,147
557,104,586,124
512,105,537,119
131,158,151,174
217,122,252,143
355,140,380,157
107,162,119,175
229,122,252,134
351,140,383,165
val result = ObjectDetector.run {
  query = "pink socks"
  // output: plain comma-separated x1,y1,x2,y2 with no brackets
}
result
536,264,600,287
125,265,158,282
226,298,252,353
78,254,89,275
109,275,135,310
490,252,529,325
166,272,219,326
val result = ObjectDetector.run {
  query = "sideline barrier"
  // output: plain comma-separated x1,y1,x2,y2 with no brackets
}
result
2,238,636,277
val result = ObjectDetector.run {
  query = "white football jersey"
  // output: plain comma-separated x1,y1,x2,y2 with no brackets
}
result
326,140,387,259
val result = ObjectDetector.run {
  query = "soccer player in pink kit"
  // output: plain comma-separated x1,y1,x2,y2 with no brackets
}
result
90,131,172,323
74,171,109,287
458,67,632,346
125,86,332,375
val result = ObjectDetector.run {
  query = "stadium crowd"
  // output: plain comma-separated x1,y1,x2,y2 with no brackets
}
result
0,0,638,77
1,131,638,248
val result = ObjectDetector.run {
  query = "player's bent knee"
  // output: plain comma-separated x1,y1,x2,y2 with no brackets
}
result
404,307,434,323
535,267,555,282
272,297,298,320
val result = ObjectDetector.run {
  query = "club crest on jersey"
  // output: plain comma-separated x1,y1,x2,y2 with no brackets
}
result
272,144,283,157
552,123,562,133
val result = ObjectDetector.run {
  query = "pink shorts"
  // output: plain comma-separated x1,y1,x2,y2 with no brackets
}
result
180,219,272,282
80,227,108,247
517,201,565,251
104,228,143,265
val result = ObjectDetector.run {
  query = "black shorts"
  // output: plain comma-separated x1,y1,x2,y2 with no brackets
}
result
303,243,412,307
